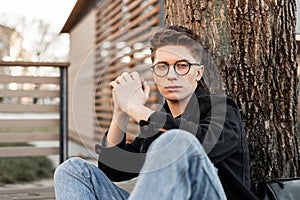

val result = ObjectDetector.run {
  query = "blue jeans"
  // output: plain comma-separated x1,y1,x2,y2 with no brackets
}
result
54,129,227,200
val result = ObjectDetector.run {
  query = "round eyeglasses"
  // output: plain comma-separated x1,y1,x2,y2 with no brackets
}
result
151,60,201,77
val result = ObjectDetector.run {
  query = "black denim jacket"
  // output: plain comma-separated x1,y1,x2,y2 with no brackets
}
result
96,86,257,199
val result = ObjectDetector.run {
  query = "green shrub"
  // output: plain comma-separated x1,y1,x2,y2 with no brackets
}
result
0,143,54,185
0,156,54,185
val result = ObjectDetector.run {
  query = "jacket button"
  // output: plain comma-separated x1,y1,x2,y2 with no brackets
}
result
143,125,150,131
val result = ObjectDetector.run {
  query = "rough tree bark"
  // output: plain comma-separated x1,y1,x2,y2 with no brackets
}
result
164,0,299,189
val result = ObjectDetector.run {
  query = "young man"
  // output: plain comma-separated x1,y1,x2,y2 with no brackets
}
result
54,26,256,200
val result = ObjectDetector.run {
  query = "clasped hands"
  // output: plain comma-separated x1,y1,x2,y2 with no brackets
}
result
109,71,150,119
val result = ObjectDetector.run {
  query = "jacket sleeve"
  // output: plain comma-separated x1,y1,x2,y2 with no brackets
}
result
140,96,242,163
95,132,145,182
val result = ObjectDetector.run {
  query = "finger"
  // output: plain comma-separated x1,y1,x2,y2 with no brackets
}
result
140,77,145,90
110,81,119,89
109,80,116,87
114,76,122,84
117,74,128,84
143,81,150,98
130,71,141,83
121,72,132,82
130,71,139,80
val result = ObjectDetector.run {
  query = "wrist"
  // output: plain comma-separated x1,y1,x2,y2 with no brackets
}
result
128,104,154,123
113,109,129,125
114,108,129,119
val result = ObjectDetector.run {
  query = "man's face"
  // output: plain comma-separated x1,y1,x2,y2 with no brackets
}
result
152,45,204,103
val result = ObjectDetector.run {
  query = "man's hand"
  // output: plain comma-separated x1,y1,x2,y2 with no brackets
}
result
110,71,150,115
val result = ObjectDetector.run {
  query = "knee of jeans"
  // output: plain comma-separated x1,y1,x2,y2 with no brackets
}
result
54,157,86,183
159,129,196,144
150,129,202,152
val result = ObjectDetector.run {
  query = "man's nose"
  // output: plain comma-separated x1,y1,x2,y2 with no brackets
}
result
166,65,177,80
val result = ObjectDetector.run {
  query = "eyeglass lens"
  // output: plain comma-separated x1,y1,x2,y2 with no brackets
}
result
153,61,191,77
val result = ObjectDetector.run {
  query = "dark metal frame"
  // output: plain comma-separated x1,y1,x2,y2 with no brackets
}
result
60,67,69,163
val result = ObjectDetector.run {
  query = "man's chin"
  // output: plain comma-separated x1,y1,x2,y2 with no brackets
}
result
164,95,181,102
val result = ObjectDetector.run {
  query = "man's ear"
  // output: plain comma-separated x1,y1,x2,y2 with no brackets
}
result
196,65,204,81
151,69,157,82
151,69,155,78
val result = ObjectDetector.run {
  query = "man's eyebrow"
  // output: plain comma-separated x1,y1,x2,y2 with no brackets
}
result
155,61,169,64
176,59,190,62
155,59,191,64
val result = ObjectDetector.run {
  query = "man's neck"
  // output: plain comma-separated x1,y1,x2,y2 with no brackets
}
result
166,96,191,117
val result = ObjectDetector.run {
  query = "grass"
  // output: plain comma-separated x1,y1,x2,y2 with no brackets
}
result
0,143,54,185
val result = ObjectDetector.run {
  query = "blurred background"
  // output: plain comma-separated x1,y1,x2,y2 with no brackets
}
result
0,0,76,62
0,0,76,186
0,1,299,198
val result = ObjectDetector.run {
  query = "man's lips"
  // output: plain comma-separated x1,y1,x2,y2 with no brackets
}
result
165,86,182,91
165,86,182,88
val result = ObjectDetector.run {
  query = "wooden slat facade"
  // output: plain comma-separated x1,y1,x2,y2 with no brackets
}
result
67,8,96,146
0,62,68,159
94,0,163,140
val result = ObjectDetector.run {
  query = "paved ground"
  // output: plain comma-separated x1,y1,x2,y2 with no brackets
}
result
0,178,137,199
0,178,55,200
0,158,137,199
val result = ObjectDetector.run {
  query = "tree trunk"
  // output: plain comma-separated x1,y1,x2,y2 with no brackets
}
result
164,0,299,189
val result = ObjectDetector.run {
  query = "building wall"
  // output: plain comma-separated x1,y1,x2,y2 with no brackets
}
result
0,25,22,62
68,9,96,145
93,0,163,141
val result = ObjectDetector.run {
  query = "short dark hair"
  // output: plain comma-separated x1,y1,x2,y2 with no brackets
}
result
149,26,205,63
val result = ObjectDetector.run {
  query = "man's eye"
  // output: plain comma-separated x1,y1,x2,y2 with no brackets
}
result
176,62,189,68
156,64,168,70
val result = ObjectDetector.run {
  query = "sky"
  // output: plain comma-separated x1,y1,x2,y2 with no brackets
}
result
0,0,77,62
0,0,77,33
